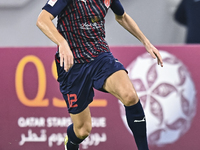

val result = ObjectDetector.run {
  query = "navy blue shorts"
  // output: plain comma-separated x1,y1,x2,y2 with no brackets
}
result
55,52,126,114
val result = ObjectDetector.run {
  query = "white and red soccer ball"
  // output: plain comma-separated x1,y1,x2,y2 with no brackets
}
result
119,51,197,146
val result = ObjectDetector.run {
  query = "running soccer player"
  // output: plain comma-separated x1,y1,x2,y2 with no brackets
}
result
36,0,163,150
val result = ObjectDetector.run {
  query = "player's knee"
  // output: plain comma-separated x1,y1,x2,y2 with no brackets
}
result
79,128,92,139
121,90,139,106
76,122,92,139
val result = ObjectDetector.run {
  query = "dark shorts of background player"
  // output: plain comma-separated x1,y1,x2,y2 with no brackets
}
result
55,52,127,114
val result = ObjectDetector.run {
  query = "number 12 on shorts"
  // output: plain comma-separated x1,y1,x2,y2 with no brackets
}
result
67,94,78,108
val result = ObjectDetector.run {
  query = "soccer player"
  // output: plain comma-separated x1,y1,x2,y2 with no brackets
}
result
36,0,163,150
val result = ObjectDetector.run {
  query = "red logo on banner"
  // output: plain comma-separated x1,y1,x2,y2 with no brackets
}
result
104,0,110,8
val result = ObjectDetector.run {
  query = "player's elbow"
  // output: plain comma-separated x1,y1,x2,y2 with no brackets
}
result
36,15,48,31
36,10,54,29
115,12,126,24
36,14,44,29
36,17,41,28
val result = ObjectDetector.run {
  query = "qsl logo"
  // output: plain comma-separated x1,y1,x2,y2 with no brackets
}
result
119,51,197,146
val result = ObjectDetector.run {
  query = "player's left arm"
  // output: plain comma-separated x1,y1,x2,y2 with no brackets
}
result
110,0,163,67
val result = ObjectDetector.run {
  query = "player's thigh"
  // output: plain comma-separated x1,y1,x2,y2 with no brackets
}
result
103,70,139,105
70,106,92,137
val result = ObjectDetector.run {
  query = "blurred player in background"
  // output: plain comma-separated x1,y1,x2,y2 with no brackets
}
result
36,0,163,149
174,0,200,43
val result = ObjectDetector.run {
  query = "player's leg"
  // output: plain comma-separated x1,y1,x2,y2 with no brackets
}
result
103,70,139,105
55,52,93,150
66,106,92,150
70,106,92,139
103,70,149,150
103,70,139,106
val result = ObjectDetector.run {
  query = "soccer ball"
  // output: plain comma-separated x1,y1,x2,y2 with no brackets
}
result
119,51,197,146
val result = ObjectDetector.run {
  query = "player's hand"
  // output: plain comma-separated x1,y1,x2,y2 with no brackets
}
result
145,43,163,67
59,44,74,72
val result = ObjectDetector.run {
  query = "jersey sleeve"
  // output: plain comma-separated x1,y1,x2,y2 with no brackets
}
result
110,0,125,16
42,0,71,17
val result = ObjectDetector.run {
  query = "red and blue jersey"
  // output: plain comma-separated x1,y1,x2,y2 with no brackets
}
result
43,0,124,63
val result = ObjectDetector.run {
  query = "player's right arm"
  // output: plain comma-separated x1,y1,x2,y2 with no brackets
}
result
36,0,73,72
